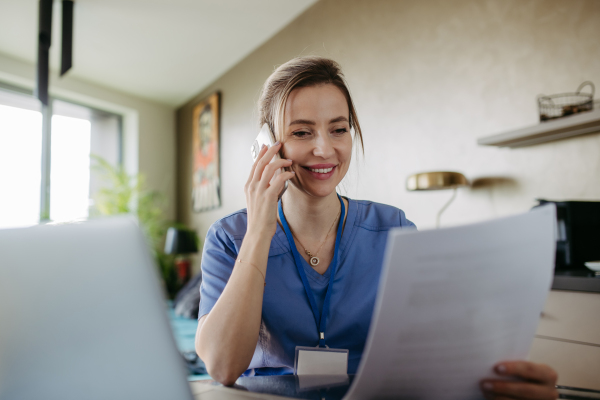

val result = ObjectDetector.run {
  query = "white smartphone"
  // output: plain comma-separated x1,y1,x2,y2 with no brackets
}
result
250,123,288,199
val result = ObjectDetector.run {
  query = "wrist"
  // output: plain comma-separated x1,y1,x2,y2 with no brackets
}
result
246,224,276,241
240,227,272,260
236,232,271,277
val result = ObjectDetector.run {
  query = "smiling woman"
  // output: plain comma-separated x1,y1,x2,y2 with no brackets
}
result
194,56,559,399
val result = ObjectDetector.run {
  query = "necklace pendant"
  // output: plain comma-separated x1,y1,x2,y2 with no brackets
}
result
305,251,319,266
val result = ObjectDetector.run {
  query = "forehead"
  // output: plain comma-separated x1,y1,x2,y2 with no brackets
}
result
285,84,349,122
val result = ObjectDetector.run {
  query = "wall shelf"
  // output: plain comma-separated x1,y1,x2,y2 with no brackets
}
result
478,108,600,148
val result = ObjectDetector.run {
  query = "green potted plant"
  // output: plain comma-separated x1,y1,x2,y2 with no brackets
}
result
90,154,181,298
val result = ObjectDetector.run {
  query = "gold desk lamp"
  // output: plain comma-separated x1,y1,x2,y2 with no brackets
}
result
406,171,469,228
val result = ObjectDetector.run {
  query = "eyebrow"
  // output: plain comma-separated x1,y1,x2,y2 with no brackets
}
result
329,116,348,123
288,116,349,126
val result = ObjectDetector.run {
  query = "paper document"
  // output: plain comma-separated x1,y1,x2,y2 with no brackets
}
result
345,205,556,400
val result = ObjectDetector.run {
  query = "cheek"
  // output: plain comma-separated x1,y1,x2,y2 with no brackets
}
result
281,141,307,162
338,137,353,163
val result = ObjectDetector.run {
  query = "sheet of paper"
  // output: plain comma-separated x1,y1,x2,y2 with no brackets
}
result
345,205,556,400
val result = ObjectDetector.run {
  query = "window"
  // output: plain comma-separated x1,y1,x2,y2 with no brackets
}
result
0,90,43,228
0,84,122,229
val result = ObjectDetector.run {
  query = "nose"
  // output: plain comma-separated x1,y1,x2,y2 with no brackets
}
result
312,130,335,159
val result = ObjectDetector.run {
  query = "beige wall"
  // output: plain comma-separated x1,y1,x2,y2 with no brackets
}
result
177,0,600,249
176,0,600,388
0,52,176,220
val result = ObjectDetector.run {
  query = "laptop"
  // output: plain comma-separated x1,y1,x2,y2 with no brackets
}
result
0,217,341,400
0,217,196,400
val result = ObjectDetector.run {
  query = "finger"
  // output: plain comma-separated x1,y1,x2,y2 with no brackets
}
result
252,142,281,184
259,159,293,189
481,380,559,400
247,144,269,186
267,171,295,194
495,361,558,384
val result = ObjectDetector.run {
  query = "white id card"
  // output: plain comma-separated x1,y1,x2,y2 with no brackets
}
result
294,346,349,375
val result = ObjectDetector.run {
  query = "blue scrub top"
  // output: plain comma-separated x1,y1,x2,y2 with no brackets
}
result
199,197,416,376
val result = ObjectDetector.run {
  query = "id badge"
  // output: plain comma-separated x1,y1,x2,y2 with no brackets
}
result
294,346,349,375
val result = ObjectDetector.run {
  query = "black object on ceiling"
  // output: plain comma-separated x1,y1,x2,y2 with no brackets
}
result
36,0,75,105
61,1,74,76
36,0,53,105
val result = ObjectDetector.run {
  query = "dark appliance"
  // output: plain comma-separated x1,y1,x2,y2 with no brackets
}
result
535,200,600,274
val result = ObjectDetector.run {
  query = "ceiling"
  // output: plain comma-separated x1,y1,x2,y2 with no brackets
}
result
0,0,318,106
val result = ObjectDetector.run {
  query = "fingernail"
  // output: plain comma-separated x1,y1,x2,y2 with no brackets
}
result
291,171,295,174
261,144,267,150
287,159,292,162
274,141,281,146
495,364,506,374
482,382,493,391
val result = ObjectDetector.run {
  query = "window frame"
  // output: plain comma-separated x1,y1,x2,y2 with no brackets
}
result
0,81,123,223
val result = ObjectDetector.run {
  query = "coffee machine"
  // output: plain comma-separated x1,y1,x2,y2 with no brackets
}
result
536,200,600,276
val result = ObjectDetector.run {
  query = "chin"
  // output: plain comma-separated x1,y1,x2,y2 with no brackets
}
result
291,181,338,198
307,187,337,198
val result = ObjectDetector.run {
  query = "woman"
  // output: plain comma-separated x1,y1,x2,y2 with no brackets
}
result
195,57,558,399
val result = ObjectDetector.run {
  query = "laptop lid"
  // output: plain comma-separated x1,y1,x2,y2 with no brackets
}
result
0,217,194,400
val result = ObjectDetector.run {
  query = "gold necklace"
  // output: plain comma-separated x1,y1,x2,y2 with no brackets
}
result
289,208,341,267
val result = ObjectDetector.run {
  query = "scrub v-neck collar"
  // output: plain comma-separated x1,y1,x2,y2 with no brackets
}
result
272,196,357,283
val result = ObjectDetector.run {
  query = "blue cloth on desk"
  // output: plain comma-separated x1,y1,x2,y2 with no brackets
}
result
199,197,416,376
168,305,198,352
167,305,209,379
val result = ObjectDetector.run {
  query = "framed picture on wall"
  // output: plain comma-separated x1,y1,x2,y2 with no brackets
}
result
191,91,221,212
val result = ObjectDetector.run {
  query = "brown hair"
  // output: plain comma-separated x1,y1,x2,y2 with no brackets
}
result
258,56,364,154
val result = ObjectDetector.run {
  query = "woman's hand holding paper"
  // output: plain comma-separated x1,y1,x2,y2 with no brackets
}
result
481,361,558,400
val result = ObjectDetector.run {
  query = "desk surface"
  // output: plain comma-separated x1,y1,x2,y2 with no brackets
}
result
190,376,353,400
189,377,600,400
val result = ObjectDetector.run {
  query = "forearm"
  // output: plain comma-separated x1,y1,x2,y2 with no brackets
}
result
197,141,292,385
196,231,270,384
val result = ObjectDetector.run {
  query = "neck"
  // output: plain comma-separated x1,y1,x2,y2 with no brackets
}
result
280,185,341,237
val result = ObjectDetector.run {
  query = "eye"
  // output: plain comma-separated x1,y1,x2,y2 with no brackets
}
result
292,130,310,137
333,128,348,135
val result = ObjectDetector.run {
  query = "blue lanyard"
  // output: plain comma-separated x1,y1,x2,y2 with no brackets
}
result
278,194,345,347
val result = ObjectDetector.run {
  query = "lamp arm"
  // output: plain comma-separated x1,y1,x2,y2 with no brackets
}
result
436,188,458,228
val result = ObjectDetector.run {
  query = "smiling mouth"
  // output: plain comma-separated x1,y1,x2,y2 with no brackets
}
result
304,166,335,174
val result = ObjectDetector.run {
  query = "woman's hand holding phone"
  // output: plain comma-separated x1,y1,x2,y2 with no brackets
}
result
245,142,294,239
197,142,294,384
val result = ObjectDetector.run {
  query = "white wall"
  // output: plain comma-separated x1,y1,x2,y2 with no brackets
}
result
177,0,600,246
0,52,176,220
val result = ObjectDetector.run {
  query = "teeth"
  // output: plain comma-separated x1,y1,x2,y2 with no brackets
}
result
309,167,333,173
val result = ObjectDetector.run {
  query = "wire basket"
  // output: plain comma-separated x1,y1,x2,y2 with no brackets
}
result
538,81,595,122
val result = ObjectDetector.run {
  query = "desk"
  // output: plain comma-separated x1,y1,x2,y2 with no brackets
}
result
190,382,290,400
188,377,600,400
190,376,352,400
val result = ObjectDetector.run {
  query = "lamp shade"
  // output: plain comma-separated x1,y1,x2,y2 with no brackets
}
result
406,171,469,191
164,228,198,255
